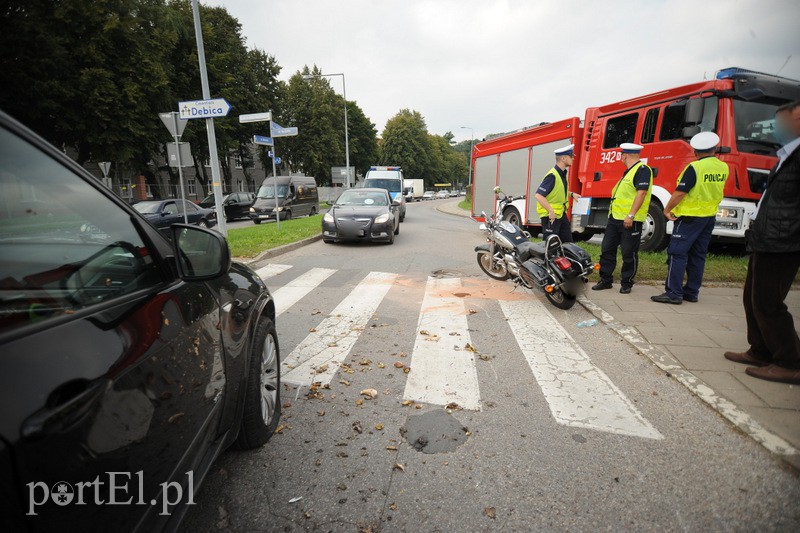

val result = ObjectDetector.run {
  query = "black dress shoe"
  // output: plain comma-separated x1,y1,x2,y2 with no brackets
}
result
592,281,612,291
683,295,698,303
619,286,631,294
650,292,682,305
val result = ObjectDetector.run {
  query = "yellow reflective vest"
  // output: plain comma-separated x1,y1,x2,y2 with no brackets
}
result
536,167,568,218
673,157,729,217
610,161,652,222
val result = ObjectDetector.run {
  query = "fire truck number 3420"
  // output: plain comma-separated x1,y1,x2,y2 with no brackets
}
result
599,151,623,165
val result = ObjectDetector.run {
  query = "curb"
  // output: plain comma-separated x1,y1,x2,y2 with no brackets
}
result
234,234,323,266
576,294,799,466
436,201,471,219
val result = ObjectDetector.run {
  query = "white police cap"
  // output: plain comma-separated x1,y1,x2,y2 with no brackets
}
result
554,144,575,156
620,143,644,154
690,131,720,151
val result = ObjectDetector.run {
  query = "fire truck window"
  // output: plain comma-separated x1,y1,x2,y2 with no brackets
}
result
602,113,638,149
699,96,719,133
641,109,659,144
659,103,686,141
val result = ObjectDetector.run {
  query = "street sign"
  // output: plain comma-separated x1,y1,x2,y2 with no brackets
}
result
159,111,188,137
178,98,232,120
166,143,192,167
239,111,272,123
253,135,274,146
271,122,298,137
274,157,282,164
98,161,111,178
268,150,273,157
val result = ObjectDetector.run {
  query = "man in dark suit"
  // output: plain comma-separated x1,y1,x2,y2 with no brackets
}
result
724,100,800,384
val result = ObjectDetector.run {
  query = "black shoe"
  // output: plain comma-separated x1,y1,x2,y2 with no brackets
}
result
651,292,682,305
592,281,612,291
619,286,632,294
683,295,698,303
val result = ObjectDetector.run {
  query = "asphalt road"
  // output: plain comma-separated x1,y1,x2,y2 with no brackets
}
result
180,200,799,532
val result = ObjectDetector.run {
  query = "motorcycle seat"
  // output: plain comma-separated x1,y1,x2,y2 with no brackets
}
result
518,241,546,262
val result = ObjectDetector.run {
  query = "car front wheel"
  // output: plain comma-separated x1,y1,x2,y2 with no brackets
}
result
234,317,281,449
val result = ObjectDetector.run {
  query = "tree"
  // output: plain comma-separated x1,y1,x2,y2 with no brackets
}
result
379,109,431,181
345,101,379,177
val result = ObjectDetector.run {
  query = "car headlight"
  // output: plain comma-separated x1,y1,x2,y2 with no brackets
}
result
323,213,334,223
249,207,255,212
274,207,283,212
374,213,390,224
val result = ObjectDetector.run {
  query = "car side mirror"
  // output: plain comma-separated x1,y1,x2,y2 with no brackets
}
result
171,224,231,281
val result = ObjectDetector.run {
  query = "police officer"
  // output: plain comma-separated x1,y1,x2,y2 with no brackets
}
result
592,143,652,294
651,132,729,304
534,144,580,243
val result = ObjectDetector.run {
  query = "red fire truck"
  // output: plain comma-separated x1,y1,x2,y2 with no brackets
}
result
470,68,800,251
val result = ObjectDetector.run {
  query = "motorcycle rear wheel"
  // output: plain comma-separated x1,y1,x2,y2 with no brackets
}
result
477,251,509,280
545,288,576,309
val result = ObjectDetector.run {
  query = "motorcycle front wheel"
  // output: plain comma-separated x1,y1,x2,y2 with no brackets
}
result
477,251,509,280
545,288,576,309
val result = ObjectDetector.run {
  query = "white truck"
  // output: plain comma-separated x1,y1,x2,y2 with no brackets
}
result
403,179,424,202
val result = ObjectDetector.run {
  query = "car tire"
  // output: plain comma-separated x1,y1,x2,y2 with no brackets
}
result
503,207,522,228
387,231,395,245
310,206,318,216
323,238,335,244
394,222,400,235
253,219,261,225
283,210,292,221
640,201,669,252
234,317,281,450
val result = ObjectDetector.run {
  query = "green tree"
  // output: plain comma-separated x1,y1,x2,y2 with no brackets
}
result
345,100,379,178
379,109,431,181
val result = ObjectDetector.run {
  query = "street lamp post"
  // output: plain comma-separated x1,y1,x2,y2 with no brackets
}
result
461,126,474,190
303,73,351,188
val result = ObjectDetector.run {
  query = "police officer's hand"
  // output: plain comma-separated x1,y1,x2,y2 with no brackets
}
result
548,210,556,223
663,208,678,222
571,192,582,200
623,217,634,229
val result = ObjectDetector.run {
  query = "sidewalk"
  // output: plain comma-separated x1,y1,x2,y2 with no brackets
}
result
438,199,800,468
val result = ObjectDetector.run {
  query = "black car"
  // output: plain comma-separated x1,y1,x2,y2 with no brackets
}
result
199,192,255,222
133,198,216,231
0,110,281,532
322,188,400,244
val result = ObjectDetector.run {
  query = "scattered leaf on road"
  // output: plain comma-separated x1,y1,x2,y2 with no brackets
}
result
393,463,405,472
446,402,462,411
309,327,317,333
386,446,398,451
394,361,405,368
317,410,325,417
339,380,351,386
289,496,303,504
403,367,411,374
464,343,478,352
355,399,364,406
352,421,363,434
377,362,385,368
401,400,414,406
420,330,430,336
468,309,478,315
360,388,378,399
375,423,385,430
483,507,496,519
479,354,491,361
389,503,397,511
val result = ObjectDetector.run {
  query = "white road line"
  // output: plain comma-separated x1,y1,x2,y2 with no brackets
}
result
403,277,481,411
282,272,397,386
273,268,337,317
255,263,292,280
500,299,663,440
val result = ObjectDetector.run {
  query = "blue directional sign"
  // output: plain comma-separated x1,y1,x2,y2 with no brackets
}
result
178,98,232,120
274,157,282,164
253,135,274,146
271,122,299,137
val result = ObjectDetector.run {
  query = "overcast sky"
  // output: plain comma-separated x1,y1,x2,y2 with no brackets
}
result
206,0,799,143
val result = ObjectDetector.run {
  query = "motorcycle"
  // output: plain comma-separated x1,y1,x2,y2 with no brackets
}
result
475,187,598,309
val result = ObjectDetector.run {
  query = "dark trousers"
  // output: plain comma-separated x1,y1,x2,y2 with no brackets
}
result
743,252,800,369
541,213,573,243
664,216,716,299
599,217,642,288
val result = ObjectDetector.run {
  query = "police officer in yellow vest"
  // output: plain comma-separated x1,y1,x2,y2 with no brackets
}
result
534,144,581,243
651,132,729,304
592,143,653,294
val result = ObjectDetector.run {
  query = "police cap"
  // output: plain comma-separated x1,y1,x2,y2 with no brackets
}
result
554,144,575,156
619,143,644,154
690,131,720,151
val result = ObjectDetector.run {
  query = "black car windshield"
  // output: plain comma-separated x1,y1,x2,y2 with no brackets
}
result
200,193,229,205
364,178,402,192
733,99,783,154
336,191,389,206
257,185,288,198
132,201,163,214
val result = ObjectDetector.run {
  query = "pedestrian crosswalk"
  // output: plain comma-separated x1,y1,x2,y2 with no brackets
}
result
258,263,660,439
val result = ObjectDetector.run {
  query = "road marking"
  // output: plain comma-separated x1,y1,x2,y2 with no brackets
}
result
500,299,662,440
282,271,397,386
255,263,292,280
273,268,337,317
403,277,481,411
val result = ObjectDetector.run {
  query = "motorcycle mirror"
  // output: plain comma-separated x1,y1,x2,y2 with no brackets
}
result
493,186,502,194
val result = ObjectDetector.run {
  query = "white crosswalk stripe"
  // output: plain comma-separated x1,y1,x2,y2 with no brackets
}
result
272,267,337,317
255,263,292,280
282,271,397,386
403,277,481,410
500,298,663,440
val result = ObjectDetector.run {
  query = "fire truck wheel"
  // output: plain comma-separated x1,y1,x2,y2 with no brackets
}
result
503,207,522,227
639,202,669,252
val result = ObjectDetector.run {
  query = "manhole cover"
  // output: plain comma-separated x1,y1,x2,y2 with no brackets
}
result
431,269,461,279
400,409,469,454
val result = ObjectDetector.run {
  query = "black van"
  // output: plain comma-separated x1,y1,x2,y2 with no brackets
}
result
198,191,255,222
250,175,319,223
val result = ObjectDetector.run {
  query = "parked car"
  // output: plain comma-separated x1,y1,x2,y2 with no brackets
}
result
0,110,281,532
322,188,399,244
250,175,318,223
449,190,460,198
199,191,255,222
459,191,467,196
435,191,449,199
422,191,436,201
133,198,216,233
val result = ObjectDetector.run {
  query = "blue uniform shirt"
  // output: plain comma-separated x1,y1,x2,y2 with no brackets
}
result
537,166,568,196
632,165,651,191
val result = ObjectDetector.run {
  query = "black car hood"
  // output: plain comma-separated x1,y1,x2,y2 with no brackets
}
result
331,205,388,217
